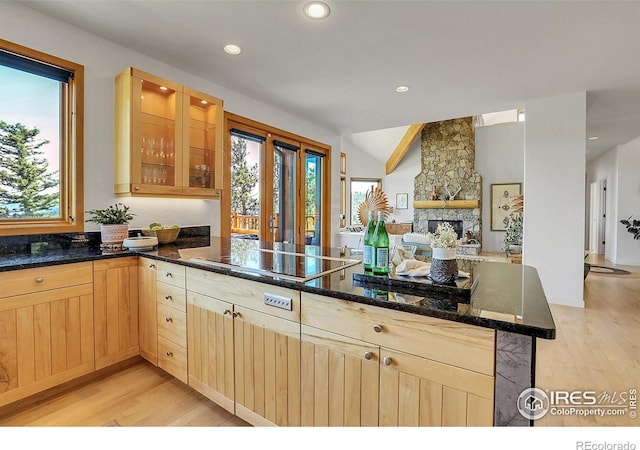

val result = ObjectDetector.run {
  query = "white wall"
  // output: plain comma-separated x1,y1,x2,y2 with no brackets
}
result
1,2,340,237
524,92,586,308
585,147,618,262
384,137,421,225
339,138,386,226
615,137,640,265
475,122,525,252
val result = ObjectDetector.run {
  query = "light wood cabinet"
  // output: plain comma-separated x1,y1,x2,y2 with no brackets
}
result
379,348,494,426
187,291,235,413
301,325,379,426
300,291,496,427
114,67,223,198
185,267,301,426
0,262,94,408
93,257,139,370
233,305,300,427
138,258,188,381
155,262,187,383
138,257,158,365
301,291,495,376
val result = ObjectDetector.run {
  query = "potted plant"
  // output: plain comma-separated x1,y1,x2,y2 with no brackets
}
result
503,213,523,255
620,216,640,240
427,222,460,284
86,203,135,245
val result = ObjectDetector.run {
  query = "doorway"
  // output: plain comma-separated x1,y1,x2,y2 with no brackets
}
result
588,179,607,255
225,113,331,247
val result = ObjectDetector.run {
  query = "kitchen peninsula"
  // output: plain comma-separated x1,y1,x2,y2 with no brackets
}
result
0,236,555,427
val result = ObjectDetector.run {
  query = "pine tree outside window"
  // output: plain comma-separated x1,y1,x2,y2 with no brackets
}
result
0,39,84,236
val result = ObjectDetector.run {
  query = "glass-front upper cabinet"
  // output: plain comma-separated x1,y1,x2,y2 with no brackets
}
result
182,87,223,195
114,67,223,198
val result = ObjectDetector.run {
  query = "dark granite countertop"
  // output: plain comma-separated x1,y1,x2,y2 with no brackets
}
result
0,236,555,339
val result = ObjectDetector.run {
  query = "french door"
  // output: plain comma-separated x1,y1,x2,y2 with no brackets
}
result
227,115,330,247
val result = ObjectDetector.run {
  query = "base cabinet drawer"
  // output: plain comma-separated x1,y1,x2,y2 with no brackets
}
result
157,303,187,347
156,261,186,289
0,262,93,299
157,335,187,384
301,292,495,376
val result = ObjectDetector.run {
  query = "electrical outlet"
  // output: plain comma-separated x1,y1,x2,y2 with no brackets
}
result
264,293,292,311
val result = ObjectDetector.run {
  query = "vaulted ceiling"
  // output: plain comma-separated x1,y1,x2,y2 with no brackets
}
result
21,1,640,161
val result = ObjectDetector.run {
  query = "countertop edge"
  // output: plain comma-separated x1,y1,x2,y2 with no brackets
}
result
1,248,556,339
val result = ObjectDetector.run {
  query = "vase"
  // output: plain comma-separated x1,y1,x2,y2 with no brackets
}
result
430,247,458,284
508,243,522,254
100,224,129,245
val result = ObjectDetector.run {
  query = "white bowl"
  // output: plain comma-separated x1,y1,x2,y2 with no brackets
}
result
123,236,158,250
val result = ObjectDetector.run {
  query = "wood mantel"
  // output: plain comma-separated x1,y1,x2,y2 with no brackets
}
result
413,199,480,209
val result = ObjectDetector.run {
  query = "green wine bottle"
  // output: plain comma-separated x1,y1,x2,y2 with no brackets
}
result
373,211,389,275
362,211,376,272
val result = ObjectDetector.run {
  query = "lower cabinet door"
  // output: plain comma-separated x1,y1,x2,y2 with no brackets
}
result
94,257,139,370
234,305,300,426
0,284,95,407
300,325,380,426
379,348,495,426
186,291,235,413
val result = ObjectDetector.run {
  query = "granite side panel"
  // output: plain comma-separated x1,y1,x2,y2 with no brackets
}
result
495,330,534,427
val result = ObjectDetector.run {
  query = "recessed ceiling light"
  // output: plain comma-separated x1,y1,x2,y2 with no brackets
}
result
588,136,599,140
159,86,168,91
304,1,330,19
200,100,208,105
396,85,410,93
223,44,242,55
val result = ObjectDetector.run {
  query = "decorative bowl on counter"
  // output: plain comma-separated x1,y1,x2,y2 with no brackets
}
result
142,227,180,244
123,236,158,251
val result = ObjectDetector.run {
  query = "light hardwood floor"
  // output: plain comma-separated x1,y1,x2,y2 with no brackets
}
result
535,254,640,426
0,359,248,427
0,254,637,427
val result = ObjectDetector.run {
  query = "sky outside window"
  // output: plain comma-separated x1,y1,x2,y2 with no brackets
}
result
0,64,61,217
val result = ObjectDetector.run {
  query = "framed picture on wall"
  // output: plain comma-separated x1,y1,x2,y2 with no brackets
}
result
491,183,521,231
396,193,408,209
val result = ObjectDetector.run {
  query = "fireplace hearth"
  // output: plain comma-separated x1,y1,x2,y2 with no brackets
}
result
428,220,463,239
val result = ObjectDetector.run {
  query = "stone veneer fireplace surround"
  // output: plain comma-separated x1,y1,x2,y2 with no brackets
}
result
414,117,482,241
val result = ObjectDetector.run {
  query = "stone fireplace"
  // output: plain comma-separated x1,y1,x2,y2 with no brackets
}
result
414,117,482,241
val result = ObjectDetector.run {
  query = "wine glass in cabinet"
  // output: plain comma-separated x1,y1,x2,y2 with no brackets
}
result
182,87,223,196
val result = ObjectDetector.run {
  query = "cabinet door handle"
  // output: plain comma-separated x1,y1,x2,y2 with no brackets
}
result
233,312,241,318
373,324,383,333
165,295,172,301
148,263,155,268
165,317,173,322
363,351,374,360
165,272,172,277
166,351,173,357
35,277,44,283
382,356,393,366
223,309,231,315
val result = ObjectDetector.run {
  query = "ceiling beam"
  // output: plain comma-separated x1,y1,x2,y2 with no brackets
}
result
385,123,425,175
